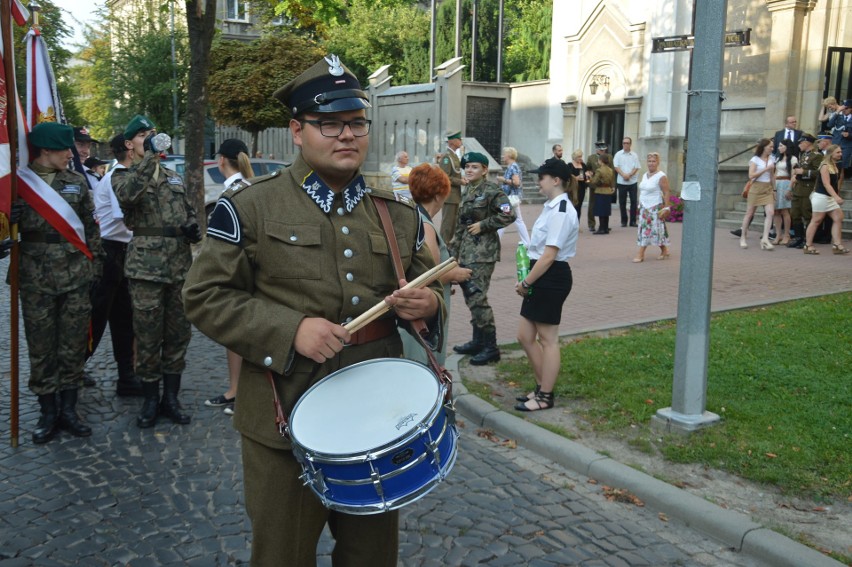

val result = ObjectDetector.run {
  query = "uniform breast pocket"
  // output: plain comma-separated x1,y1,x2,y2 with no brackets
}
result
369,232,410,283
261,221,322,280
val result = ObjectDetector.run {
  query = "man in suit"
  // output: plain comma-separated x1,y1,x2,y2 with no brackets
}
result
772,116,803,156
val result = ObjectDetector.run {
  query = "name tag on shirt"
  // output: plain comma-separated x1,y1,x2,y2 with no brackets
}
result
61,185,81,194
167,177,182,185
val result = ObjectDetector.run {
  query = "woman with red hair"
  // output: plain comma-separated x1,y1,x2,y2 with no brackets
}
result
402,163,473,364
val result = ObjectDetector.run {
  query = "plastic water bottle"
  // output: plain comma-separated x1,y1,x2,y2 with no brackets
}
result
516,243,530,283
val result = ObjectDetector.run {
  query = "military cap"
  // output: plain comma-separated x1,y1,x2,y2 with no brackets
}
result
273,54,371,117
843,98,852,107
460,151,488,168
217,138,249,160
123,114,156,140
530,157,570,181
816,134,832,140
594,140,608,149
446,131,462,141
799,133,816,143
73,126,99,144
84,156,109,169
29,122,74,150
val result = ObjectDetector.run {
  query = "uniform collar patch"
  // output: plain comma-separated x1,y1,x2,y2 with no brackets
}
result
301,171,367,214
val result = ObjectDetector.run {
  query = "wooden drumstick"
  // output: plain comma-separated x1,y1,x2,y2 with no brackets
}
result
344,258,458,334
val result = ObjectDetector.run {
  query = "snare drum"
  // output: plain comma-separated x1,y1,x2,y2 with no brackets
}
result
288,358,458,515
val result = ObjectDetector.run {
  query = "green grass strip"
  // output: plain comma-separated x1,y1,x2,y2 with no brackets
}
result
496,292,852,499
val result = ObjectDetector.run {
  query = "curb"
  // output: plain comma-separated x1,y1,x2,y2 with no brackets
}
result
446,354,844,567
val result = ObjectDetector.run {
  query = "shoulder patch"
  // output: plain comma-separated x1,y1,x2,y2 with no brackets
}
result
559,200,568,213
368,186,415,207
226,179,252,197
207,198,242,246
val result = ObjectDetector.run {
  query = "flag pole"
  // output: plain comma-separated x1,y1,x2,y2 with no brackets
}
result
2,0,20,447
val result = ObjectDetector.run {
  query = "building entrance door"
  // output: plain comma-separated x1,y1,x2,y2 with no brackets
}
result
824,47,852,102
595,109,624,154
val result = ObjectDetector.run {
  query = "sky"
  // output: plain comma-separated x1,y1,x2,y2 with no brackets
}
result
50,0,101,48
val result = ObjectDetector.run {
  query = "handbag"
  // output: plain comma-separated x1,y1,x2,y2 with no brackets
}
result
741,179,753,198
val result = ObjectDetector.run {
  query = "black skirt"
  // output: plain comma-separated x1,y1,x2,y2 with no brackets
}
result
520,260,573,325
593,192,613,217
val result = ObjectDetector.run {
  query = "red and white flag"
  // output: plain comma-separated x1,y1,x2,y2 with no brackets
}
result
13,26,91,258
0,0,28,216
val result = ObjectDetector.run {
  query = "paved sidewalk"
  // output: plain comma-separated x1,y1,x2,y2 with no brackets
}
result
443,203,851,347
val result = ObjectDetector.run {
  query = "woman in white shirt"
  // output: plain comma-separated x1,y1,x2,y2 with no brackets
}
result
204,139,253,416
633,152,672,262
514,158,578,412
739,138,776,250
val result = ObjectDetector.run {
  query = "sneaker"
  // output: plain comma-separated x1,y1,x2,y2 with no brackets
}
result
223,404,235,416
730,229,742,237
205,394,235,407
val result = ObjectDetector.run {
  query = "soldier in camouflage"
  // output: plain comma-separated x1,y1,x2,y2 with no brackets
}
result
788,133,819,249
450,151,515,365
438,131,467,244
113,114,201,428
12,122,103,444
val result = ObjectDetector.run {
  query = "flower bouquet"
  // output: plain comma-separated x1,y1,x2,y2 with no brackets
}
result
668,195,684,222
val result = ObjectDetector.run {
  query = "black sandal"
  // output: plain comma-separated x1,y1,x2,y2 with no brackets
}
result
514,391,554,412
515,384,540,402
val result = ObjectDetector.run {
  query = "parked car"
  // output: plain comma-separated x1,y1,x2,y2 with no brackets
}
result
203,158,290,215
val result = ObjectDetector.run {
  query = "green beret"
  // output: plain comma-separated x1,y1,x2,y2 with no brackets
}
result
123,114,156,140
460,152,488,167
29,122,74,150
446,131,462,141
273,54,371,117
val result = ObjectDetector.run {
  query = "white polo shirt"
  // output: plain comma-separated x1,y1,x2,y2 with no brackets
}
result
613,149,641,184
528,193,578,263
93,164,133,243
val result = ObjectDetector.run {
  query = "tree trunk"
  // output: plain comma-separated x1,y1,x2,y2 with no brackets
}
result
185,0,217,229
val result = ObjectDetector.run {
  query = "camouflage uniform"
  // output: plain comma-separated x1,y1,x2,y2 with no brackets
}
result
450,177,515,337
15,164,102,395
790,149,819,243
438,149,464,244
114,151,196,427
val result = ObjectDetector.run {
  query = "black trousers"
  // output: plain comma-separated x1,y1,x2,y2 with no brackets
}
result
617,183,638,225
87,239,134,365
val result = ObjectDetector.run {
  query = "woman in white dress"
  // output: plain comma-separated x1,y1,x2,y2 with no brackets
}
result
633,152,671,262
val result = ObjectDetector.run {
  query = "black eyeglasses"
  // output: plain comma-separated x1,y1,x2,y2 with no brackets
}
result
301,119,371,138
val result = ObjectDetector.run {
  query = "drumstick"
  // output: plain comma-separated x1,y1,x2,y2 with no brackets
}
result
344,258,458,334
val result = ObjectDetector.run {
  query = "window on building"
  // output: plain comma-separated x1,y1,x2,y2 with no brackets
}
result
226,0,249,21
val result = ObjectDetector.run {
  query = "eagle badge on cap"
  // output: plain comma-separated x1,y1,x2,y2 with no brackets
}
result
325,55,344,77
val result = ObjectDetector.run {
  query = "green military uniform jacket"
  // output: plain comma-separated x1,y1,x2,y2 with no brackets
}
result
15,164,101,294
587,152,612,173
450,179,515,265
794,150,821,196
113,153,195,284
182,154,445,450
590,165,616,195
438,149,464,205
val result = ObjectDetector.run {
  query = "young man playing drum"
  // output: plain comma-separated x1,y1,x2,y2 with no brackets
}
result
183,55,444,566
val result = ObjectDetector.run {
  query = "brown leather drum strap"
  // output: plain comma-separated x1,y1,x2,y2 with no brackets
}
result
373,199,453,399
266,371,289,438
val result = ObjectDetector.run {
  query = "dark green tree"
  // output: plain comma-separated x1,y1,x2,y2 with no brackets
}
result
207,35,324,153
324,0,431,84
503,0,551,81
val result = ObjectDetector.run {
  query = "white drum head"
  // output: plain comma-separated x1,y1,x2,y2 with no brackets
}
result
290,359,440,455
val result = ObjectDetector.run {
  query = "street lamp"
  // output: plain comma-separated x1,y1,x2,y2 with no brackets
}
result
589,74,610,95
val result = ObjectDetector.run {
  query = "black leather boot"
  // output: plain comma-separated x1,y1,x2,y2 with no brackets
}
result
137,380,160,428
116,361,143,397
453,327,483,355
470,330,500,365
32,394,59,444
57,389,92,437
160,374,191,425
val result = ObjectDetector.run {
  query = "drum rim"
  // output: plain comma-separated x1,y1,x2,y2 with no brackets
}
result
288,358,446,460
